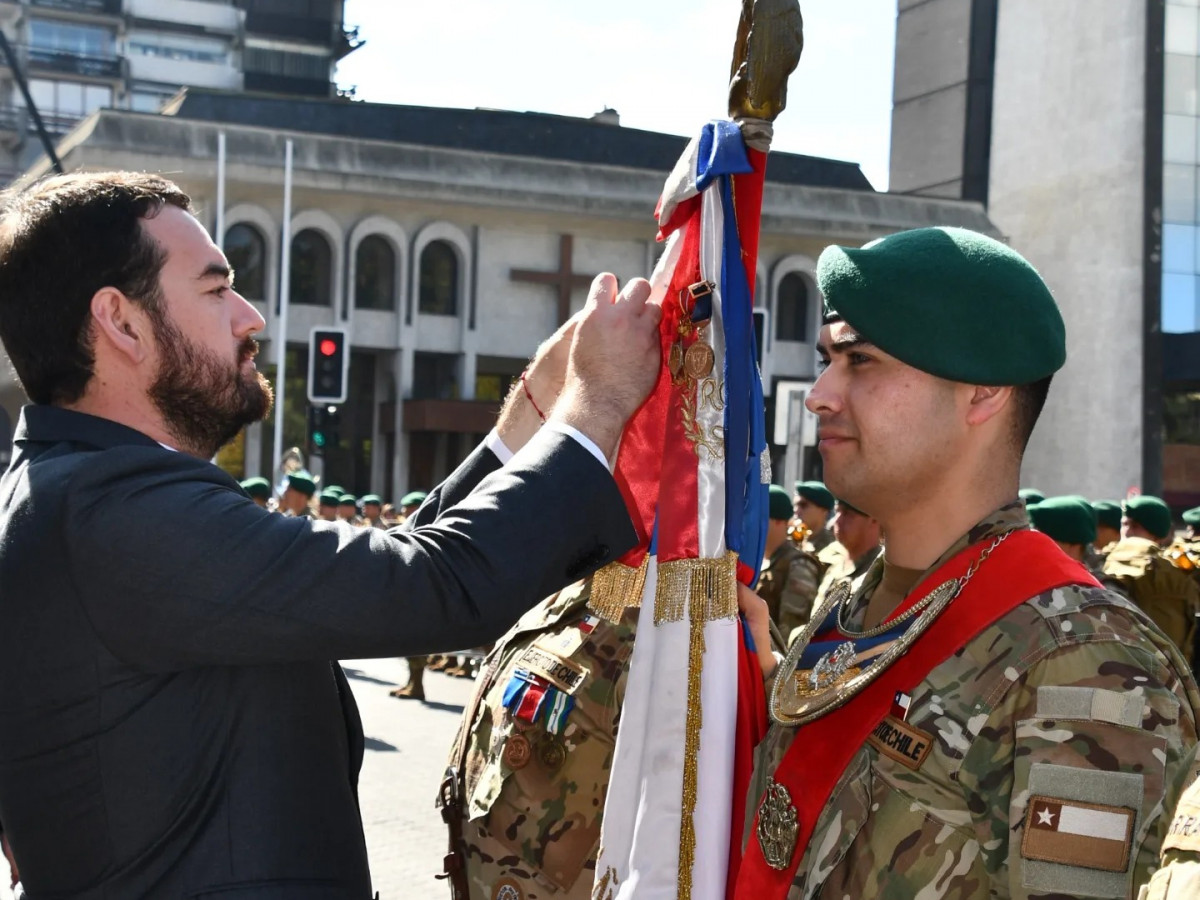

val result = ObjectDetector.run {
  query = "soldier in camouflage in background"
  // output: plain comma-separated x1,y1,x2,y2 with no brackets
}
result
735,228,1200,900
438,577,635,900
758,485,823,638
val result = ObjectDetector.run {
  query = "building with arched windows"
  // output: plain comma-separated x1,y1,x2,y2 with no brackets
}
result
0,89,997,499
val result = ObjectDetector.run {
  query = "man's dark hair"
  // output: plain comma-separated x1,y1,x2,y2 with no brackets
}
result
1011,375,1053,452
0,171,192,405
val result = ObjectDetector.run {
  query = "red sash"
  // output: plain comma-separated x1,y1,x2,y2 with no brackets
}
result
734,529,1101,897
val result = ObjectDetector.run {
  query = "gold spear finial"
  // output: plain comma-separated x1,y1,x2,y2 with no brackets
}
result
728,0,804,123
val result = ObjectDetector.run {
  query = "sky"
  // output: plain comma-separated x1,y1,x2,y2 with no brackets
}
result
334,0,897,190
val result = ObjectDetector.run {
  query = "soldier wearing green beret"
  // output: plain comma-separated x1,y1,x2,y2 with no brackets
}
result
315,489,340,522
1028,496,1098,572
336,494,362,525
239,476,271,509
360,494,385,528
279,470,316,518
1100,496,1200,661
399,491,427,521
792,480,837,554
757,485,823,639
734,227,1199,899
1093,500,1123,550
807,500,883,642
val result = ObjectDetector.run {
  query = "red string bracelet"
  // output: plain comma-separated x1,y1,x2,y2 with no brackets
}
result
520,371,546,422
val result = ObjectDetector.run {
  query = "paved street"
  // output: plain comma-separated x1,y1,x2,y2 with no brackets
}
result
1,657,476,900
344,656,477,900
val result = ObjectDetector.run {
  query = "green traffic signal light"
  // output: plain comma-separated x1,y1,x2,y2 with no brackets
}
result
312,432,326,448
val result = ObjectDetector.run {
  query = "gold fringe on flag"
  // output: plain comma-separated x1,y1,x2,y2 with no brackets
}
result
677,612,706,900
653,551,739,626
587,556,649,622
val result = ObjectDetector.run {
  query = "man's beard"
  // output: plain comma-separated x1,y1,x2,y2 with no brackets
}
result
148,317,273,458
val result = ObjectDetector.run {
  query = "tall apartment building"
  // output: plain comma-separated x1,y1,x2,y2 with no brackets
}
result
0,0,357,180
889,0,1198,510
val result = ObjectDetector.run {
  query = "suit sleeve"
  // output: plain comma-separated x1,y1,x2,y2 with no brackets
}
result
67,429,635,670
399,438,502,531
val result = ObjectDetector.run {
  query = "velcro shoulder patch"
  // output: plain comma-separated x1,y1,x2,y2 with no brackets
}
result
1036,686,1144,728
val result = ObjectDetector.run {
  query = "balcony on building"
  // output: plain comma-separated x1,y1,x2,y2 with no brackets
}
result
126,29,242,91
24,43,122,80
28,0,122,18
126,0,243,36
0,104,24,147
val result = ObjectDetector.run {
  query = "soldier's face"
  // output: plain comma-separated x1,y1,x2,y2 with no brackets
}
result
809,320,964,517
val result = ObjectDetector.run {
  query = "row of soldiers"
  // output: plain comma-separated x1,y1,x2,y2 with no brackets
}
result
237,469,429,529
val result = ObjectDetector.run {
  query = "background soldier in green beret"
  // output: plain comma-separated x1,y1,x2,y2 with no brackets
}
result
1093,500,1124,551
438,577,635,900
792,480,837,554
360,494,385,528
757,484,823,638
315,488,340,522
809,499,882,632
1028,495,1100,574
278,470,315,517
399,490,428,521
737,227,1199,899
336,494,361,525
1019,487,1046,506
1103,496,1200,662
239,476,271,509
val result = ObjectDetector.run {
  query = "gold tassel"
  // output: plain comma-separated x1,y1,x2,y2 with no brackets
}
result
587,556,649,622
654,551,739,625
677,610,706,900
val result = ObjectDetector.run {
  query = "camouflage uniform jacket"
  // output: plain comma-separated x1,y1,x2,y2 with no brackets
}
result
446,579,636,900
1102,537,1200,660
750,502,1200,899
757,542,823,637
813,544,881,613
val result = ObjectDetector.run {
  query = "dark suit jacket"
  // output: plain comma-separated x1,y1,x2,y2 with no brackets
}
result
0,406,634,899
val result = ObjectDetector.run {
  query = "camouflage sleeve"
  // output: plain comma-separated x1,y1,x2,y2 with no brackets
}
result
776,556,821,632
1142,746,1200,900
959,616,1199,899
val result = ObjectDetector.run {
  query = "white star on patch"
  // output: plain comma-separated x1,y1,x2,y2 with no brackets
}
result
1037,807,1056,826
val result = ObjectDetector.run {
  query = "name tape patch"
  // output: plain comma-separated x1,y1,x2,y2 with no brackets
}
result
1021,794,1135,873
516,646,588,695
865,715,932,771
1163,788,1200,854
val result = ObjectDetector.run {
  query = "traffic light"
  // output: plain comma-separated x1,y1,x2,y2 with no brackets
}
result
307,404,341,457
308,328,348,404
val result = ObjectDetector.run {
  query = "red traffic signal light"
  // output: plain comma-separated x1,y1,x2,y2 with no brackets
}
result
307,328,348,404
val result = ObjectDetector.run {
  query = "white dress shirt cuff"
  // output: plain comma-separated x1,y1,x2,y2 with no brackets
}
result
485,425,611,472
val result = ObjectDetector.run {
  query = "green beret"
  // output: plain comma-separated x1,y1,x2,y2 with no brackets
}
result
400,491,428,507
1091,500,1122,532
361,494,383,506
817,227,1065,385
793,481,834,511
1028,497,1096,546
323,485,344,497
318,489,341,506
338,494,357,507
1018,488,1046,506
286,471,316,497
836,498,867,517
768,485,793,521
1123,496,1173,540
1183,506,1200,528
239,476,271,500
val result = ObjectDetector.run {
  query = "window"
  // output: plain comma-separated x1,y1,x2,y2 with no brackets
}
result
474,355,525,402
19,79,111,126
290,229,332,307
354,235,396,311
224,223,266,302
29,20,114,57
128,34,230,65
413,352,459,400
418,240,458,316
775,272,810,342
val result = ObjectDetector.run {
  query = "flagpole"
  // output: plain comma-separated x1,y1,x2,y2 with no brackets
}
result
215,130,226,245
271,138,294,479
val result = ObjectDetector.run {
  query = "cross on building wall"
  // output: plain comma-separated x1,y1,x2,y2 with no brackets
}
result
510,234,595,326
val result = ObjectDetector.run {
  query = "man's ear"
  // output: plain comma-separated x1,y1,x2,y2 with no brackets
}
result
964,383,1013,428
90,288,151,365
